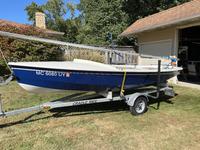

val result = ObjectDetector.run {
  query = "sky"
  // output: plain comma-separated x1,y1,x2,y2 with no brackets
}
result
0,0,80,25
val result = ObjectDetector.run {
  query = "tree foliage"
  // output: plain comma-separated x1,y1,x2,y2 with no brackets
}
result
25,2,44,25
44,0,66,31
25,0,80,42
76,0,129,45
25,0,190,46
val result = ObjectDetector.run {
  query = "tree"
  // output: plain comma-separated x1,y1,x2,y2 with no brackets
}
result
25,0,66,31
25,0,80,42
67,3,76,20
63,2,80,42
44,0,66,31
76,0,129,45
64,17,81,43
25,2,44,25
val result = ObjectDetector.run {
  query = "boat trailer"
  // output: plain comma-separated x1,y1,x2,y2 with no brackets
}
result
0,86,175,117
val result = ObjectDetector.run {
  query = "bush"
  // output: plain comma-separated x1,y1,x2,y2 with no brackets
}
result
0,23,64,76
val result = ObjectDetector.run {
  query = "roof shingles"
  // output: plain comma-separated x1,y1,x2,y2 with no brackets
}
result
0,19,64,36
121,0,200,36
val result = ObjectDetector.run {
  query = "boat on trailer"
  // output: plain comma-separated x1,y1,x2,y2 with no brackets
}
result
0,31,182,116
9,59,182,93
2,58,180,116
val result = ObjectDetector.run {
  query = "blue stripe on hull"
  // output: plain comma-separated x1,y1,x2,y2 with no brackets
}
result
12,68,174,91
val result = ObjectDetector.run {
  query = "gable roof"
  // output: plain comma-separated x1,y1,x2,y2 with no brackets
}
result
0,19,64,36
120,0,200,37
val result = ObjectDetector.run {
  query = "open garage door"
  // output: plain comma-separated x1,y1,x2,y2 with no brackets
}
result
178,26,200,82
139,40,173,56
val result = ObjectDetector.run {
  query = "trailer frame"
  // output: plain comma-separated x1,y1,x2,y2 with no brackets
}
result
0,85,175,117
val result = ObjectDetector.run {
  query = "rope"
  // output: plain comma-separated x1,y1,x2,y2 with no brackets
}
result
0,47,12,73
120,66,127,97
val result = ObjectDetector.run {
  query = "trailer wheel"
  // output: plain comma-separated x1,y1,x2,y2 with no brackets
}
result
130,96,148,115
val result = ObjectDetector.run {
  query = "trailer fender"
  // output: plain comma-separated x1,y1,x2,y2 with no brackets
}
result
126,93,149,107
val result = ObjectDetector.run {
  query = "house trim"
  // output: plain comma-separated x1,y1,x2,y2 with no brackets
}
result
139,39,172,45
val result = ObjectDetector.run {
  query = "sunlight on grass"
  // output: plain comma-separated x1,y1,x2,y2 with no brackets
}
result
0,82,200,150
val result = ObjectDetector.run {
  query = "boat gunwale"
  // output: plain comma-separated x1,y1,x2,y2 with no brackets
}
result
9,64,180,75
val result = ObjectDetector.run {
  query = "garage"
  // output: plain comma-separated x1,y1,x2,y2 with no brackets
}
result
120,0,200,84
178,26,200,82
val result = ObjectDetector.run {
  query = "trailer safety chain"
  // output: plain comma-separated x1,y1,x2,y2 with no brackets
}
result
120,66,127,97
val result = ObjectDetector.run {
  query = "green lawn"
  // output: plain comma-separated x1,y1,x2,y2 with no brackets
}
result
0,82,200,150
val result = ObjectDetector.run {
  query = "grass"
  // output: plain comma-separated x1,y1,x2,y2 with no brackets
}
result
0,82,200,150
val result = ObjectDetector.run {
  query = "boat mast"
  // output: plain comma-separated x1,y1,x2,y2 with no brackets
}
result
0,31,162,64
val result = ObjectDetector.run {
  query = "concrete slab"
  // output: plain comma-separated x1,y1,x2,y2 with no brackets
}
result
177,81,200,90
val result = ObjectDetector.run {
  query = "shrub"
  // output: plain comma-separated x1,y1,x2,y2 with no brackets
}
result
0,23,64,76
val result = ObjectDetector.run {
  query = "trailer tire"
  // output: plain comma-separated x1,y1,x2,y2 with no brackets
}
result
130,96,148,115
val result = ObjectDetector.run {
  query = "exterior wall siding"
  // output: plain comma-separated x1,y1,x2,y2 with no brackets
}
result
138,28,176,56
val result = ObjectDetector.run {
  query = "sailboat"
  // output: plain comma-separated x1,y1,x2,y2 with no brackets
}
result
9,59,181,93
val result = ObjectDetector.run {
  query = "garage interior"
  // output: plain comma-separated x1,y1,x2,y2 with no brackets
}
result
178,26,200,82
